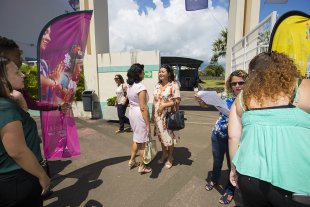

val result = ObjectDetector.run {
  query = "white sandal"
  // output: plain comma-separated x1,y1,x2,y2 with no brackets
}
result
128,160,139,169
138,166,152,174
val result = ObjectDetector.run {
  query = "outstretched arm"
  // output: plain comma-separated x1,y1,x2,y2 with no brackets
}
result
21,89,58,111
228,101,242,187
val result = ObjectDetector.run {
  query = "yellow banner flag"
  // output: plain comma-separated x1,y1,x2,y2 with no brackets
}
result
270,11,310,77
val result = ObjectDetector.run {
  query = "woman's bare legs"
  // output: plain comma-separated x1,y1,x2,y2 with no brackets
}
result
159,142,168,163
130,142,138,161
165,144,174,169
137,143,152,174
138,143,145,168
128,142,138,168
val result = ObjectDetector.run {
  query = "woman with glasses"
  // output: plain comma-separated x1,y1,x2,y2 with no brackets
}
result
229,52,310,207
0,36,69,112
0,57,50,207
152,64,181,169
114,74,131,134
195,70,248,205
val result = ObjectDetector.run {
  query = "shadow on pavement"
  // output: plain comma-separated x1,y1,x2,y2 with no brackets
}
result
48,160,72,177
45,155,130,207
205,170,243,207
84,199,103,207
149,147,193,179
179,105,218,111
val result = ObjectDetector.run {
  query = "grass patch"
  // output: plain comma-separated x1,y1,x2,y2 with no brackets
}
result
201,79,225,89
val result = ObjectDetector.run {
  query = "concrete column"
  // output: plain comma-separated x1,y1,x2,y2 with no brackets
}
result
79,0,110,95
225,0,260,78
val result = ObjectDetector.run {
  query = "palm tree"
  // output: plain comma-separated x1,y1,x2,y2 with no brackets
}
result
210,28,227,64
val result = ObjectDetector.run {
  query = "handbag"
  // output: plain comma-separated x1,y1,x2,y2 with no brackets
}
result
166,110,185,130
143,134,158,164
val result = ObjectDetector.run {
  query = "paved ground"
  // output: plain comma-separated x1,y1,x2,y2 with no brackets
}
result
39,91,242,207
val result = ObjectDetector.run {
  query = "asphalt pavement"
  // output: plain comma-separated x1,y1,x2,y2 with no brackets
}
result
39,91,242,207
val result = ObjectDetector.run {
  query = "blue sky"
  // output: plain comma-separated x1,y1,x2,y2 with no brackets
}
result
108,0,228,67
260,0,310,21
134,0,229,15
108,0,310,68
134,0,310,19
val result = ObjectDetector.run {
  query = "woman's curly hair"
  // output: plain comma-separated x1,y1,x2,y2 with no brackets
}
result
243,51,301,108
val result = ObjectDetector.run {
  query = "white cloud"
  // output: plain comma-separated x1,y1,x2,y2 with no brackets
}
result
108,0,228,68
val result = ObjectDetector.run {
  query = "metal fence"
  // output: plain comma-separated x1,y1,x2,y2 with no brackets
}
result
231,11,277,73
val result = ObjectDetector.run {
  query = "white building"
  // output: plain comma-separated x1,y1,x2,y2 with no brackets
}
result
3,0,278,118
1,0,160,119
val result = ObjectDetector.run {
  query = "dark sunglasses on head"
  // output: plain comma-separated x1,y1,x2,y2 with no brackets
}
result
114,77,119,80
230,81,245,86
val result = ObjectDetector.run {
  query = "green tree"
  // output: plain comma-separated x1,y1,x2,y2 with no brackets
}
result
211,28,227,64
204,64,224,77
75,72,85,101
20,64,39,99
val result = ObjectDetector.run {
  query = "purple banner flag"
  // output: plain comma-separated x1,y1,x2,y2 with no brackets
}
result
38,11,92,159
185,0,208,11
265,0,288,4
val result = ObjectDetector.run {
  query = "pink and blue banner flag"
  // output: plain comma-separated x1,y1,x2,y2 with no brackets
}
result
38,11,92,159
185,0,208,11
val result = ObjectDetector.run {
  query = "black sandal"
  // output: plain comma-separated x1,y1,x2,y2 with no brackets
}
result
205,181,215,191
219,193,233,205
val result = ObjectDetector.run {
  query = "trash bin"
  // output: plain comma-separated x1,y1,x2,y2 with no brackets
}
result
82,90,95,111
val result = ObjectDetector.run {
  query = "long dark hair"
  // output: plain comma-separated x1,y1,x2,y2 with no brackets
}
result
115,74,124,84
127,63,144,85
159,64,175,83
0,56,12,98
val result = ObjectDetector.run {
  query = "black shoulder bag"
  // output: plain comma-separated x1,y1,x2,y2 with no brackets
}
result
166,106,185,130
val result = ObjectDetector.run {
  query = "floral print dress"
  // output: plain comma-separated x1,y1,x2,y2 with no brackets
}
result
153,82,181,146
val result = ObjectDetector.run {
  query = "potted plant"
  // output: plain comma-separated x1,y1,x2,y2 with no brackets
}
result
103,96,118,120
106,96,117,106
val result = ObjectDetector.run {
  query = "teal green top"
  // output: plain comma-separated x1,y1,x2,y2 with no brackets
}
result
232,84,310,194
0,98,43,174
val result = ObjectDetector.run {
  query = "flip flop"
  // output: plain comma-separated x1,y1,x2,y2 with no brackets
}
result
205,181,215,191
115,129,124,134
219,193,234,205
128,160,139,169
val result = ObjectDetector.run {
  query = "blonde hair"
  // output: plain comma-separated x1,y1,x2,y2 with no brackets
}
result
225,70,248,95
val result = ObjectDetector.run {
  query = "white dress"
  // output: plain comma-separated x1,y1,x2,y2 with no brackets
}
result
127,82,149,143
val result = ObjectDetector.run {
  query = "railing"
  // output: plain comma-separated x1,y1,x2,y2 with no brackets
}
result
231,11,277,73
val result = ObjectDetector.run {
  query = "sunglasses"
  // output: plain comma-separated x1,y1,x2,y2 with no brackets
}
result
114,77,119,80
230,81,245,86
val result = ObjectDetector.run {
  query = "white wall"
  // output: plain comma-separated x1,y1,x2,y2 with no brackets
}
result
0,0,73,58
97,50,160,104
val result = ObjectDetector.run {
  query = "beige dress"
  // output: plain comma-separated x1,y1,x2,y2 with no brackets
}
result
153,81,181,146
